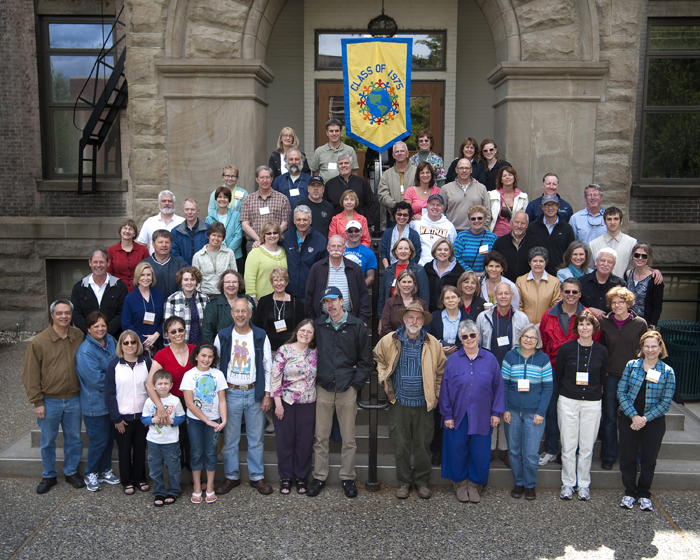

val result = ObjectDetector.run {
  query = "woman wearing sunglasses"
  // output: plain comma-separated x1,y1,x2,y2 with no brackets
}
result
440,319,504,503
624,243,664,330
480,138,511,192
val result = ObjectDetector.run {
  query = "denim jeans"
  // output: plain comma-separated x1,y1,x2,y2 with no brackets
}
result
148,441,182,497
187,417,220,472
543,378,560,456
38,395,83,478
504,411,546,488
221,387,265,480
83,414,115,476
601,375,621,463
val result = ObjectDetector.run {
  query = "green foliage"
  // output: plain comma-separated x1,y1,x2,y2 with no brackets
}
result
647,59,700,106
642,113,700,179
412,34,444,69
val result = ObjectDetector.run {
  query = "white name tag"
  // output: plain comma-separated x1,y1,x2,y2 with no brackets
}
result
327,162,337,171
234,190,244,199
274,320,287,332
392,279,397,287
576,371,589,386
289,188,300,197
143,311,156,325
646,370,661,383
259,206,270,215
400,184,405,194
518,379,530,392
479,244,489,255
497,336,509,347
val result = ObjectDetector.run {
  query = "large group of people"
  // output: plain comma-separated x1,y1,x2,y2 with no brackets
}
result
22,124,674,512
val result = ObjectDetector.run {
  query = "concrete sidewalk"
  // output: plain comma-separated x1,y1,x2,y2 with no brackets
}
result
1,475,699,560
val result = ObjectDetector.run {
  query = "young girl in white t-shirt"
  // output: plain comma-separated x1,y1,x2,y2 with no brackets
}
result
180,343,228,504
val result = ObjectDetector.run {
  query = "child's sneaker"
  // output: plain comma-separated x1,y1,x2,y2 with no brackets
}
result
98,470,121,485
85,473,101,492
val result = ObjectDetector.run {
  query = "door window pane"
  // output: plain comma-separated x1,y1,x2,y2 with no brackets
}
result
642,113,700,179
407,96,431,150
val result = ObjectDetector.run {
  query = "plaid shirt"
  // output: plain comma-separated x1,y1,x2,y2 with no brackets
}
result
239,189,291,239
617,358,676,422
163,290,209,344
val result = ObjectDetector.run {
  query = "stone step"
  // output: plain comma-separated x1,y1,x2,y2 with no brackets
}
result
2,436,699,491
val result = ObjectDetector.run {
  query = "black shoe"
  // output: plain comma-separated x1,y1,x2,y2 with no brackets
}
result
601,461,614,470
342,479,358,498
37,477,57,494
431,451,441,466
510,485,524,499
306,478,325,497
65,473,85,489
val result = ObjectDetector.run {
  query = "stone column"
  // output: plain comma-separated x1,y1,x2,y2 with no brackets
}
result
155,59,274,209
487,62,609,212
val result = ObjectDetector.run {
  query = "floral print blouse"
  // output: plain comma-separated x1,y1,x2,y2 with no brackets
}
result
271,344,318,405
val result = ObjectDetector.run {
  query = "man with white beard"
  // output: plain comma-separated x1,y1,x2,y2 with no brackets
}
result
137,190,185,253
272,148,311,215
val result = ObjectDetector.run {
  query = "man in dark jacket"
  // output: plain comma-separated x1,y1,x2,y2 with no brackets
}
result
307,287,372,499
142,230,188,299
492,211,541,282
526,195,575,274
579,247,625,320
71,249,127,337
304,235,371,323
171,199,208,265
282,205,328,302
325,153,379,229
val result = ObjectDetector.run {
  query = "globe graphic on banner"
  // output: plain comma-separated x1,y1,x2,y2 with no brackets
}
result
366,89,392,119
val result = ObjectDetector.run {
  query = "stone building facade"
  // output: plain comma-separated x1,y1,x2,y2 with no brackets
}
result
1,0,698,330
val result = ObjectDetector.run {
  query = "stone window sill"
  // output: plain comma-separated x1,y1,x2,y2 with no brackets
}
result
631,184,700,197
35,179,128,192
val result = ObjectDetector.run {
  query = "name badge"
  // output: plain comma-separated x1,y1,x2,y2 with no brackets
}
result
259,206,270,215
289,188,300,197
444,339,455,346
497,336,509,347
392,279,397,287
576,371,589,385
646,370,661,384
143,311,156,325
479,244,489,255
327,162,338,171
400,184,405,194
234,190,244,199
274,320,287,333
518,379,530,392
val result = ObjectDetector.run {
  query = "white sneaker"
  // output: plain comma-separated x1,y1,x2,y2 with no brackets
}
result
620,496,635,509
85,473,101,492
539,452,556,466
559,485,574,500
577,486,591,501
98,469,121,485
639,498,654,511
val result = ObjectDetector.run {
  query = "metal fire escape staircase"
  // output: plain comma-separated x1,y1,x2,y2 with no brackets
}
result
74,6,128,194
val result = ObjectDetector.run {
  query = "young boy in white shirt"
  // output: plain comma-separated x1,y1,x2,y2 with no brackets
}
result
142,370,186,506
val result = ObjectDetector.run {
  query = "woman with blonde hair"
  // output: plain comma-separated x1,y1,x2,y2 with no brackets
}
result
269,127,310,178
121,262,164,355
328,189,371,247
207,165,249,216
244,221,288,303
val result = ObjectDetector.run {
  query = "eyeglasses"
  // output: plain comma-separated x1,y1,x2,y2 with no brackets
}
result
456,166,471,171
633,253,648,259
483,148,496,153
223,175,237,179
168,328,185,335
611,301,627,307
521,335,538,341
347,229,361,234
395,213,410,218
460,333,478,340
298,329,314,335
122,340,138,346
264,231,279,236
470,216,484,222
563,290,580,295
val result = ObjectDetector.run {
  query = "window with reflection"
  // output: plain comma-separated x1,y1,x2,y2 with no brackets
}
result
640,20,700,181
41,18,121,178
316,31,445,71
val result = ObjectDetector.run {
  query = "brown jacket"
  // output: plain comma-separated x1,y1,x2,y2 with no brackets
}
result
374,329,446,411
516,272,562,324
22,326,84,407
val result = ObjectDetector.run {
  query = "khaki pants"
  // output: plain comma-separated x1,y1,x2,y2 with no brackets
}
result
313,386,358,481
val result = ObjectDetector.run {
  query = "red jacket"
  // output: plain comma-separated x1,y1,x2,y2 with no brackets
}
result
107,242,151,292
328,210,371,247
540,302,600,368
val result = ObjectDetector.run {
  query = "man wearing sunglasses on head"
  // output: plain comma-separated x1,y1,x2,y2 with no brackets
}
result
525,174,573,224
569,184,606,245
538,278,600,466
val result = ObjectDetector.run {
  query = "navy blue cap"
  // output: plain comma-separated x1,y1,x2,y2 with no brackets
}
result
321,286,343,302
309,176,325,186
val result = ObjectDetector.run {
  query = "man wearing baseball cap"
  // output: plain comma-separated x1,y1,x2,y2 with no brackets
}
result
527,193,576,273
307,286,372,499
294,176,334,238
409,194,457,266
343,220,377,287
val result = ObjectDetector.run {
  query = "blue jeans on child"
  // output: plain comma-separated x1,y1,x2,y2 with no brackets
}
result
83,414,115,475
38,395,83,479
148,441,182,497
187,417,220,472
504,411,546,488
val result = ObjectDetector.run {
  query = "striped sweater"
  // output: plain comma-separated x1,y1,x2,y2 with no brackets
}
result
500,348,553,417
454,229,498,273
